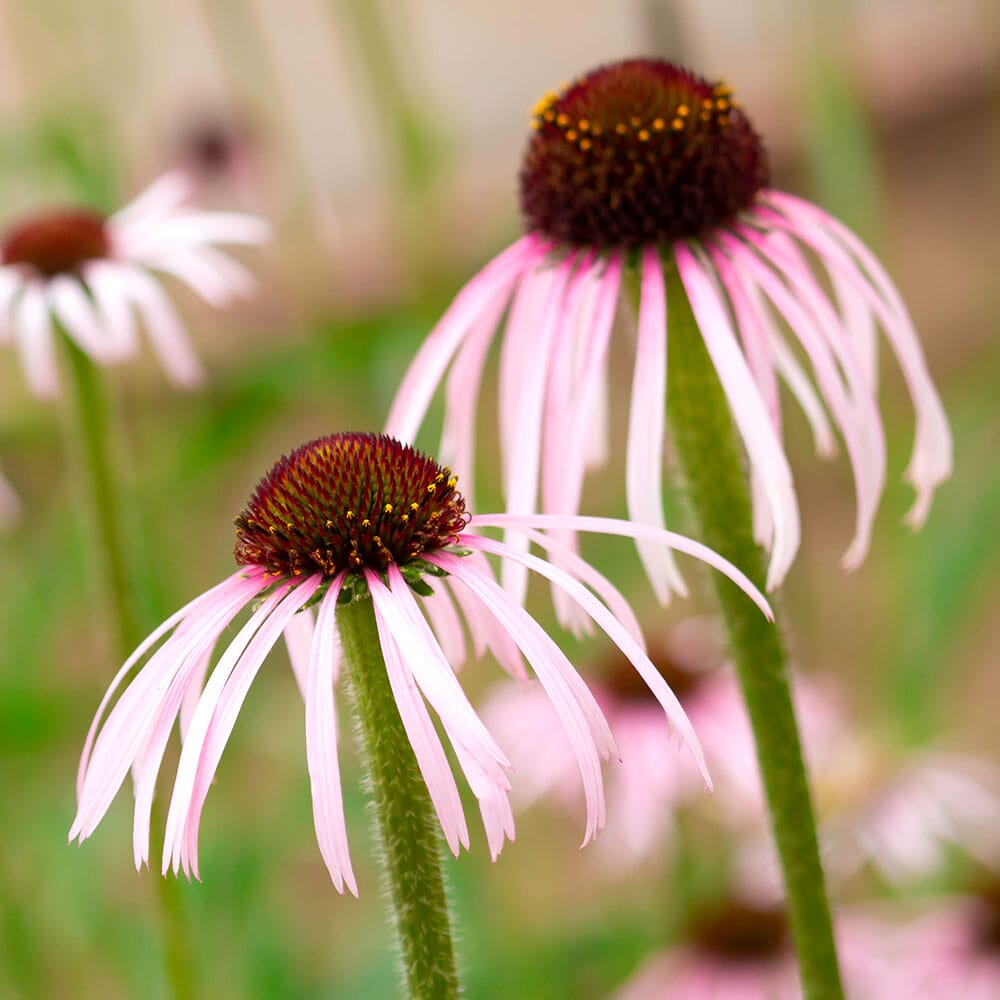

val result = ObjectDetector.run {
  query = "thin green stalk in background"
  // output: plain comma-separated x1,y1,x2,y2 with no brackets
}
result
63,336,197,1000
661,268,845,1000
337,594,461,1000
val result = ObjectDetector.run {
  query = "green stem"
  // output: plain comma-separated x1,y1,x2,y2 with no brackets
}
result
337,594,461,1000
661,268,844,999
62,337,196,1000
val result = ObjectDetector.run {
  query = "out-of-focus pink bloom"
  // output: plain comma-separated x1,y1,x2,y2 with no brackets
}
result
483,624,843,869
610,895,900,1000
0,172,268,397
385,59,951,607
819,747,1000,884
70,433,771,892
884,889,1000,1000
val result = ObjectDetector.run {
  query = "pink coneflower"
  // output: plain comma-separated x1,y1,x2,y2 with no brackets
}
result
70,432,770,892
888,886,1000,1000
484,626,843,869
385,58,951,598
611,895,901,1000
818,747,1000,885
0,172,268,398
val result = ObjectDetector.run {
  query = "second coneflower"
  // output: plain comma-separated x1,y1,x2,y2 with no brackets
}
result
385,58,951,597
71,431,770,890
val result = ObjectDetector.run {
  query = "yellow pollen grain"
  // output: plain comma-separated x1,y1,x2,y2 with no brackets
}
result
672,117,684,130
383,503,393,513
615,122,627,135
702,98,713,110
543,110,555,123
345,510,355,520
677,104,690,116
401,513,409,523
637,129,650,141
532,91,558,117
566,129,578,141
325,519,333,529
556,113,569,127
361,518,371,528
447,477,457,487
715,98,729,110
409,502,419,511
580,138,592,150
653,117,665,131
578,118,590,131
530,120,540,131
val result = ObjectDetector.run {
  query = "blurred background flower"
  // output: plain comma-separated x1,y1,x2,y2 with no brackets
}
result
0,1,997,998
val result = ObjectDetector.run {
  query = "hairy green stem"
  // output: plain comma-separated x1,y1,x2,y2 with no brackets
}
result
661,268,845,999
337,595,461,1000
63,337,196,1000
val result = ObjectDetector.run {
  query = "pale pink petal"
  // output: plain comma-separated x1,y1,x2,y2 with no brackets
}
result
385,235,546,442
171,576,322,878
761,192,952,525
47,276,124,362
305,575,357,893
109,170,192,232
463,534,710,789
118,212,270,261
283,605,316,697
117,265,205,388
831,266,878,391
178,647,213,742
431,552,613,846
500,257,575,604
14,281,60,398
420,580,467,669
82,262,139,355
368,580,470,855
468,512,773,621
721,233,884,569
674,242,800,590
0,268,24,343
161,580,299,875
145,248,251,307
627,246,686,602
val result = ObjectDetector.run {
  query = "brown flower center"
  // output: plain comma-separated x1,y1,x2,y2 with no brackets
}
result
519,59,768,249
233,433,469,578
689,900,790,964
1,209,110,277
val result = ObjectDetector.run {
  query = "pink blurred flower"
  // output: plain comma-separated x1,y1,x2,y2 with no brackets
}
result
886,889,1000,1000
0,172,268,397
385,59,951,603
484,624,843,869
819,747,1000,885
610,895,900,1000
70,432,771,892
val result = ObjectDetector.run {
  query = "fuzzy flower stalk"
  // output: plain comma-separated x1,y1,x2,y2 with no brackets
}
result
71,432,770,1000
383,58,950,999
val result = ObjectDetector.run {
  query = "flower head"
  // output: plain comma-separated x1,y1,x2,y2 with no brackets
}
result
0,172,268,397
386,57,951,602
70,432,770,892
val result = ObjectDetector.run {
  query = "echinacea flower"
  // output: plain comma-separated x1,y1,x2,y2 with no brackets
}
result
611,893,901,1000
0,171,268,398
483,624,843,870
887,885,1000,1000
70,432,770,892
385,58,952,599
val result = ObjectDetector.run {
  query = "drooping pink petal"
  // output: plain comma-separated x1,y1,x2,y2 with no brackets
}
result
463,534,710,789
368,580,470,855
500,257,575,604
721,232,884,569
0,268,22,343
674,242,800,589
170,575,322,878
431,551,614,845
14,281,59,398
82,262,139,356
305,575,357,894
109,170,192,232
117,264,205,388
118,212,270,260
468,512,773,621
283,605,316,697
385,235,546,442
626,246,686,602
761,191,952,524
146,247,253,307
160,580,298,876
47,275,124,362
420,578,467,669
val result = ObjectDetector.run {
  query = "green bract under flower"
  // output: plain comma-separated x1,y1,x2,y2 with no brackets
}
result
1,209,110,277
233,432,469,578
519,58,768,249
